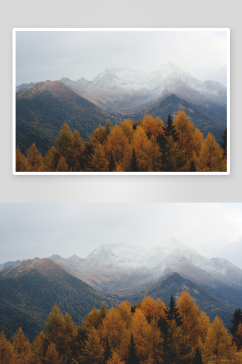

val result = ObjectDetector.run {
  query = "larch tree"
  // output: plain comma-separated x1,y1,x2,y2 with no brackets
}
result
56,156,69,172
146,136,162,172
26,142,44,172
141,296,166,324
177,290,201,347
173,109,196,161
131,308,151,363
56,123,73,159
16,146,28,172
90,143,109,172
101,307,130,362
31,331,47,363
106,350,125,364
234,323,242,351
44,146,58,172
120,119,134,144
44,342,65,364
82,328,104,364
88,124,106,150
0,331,15,364
205,315,236,364
12,327,33,364
67,129,86,172
198,133,226,172
45,305,65,350
106,125,131,171
59,312,78,363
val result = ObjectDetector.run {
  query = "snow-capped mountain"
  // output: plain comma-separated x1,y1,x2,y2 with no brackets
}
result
58,62,226,114
2,237,240,294
48,238,242,293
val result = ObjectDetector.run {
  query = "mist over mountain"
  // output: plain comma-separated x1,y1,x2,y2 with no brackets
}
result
2,238,241,295
57,62,226,114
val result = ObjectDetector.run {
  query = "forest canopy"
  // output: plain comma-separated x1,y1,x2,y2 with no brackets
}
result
1,291,241,364
16,110,227,173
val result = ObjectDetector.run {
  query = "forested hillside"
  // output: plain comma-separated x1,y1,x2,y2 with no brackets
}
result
1,292,241,363
0,259,113,341
16,81,118,155
16,110,227,173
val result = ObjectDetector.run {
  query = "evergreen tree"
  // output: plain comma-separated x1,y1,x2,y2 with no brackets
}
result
157,134,173,171
230,308,242,337
220,127,227,156
127,334,139,364
158,317,176,364
165,296,183,327
103,338,112,363
109,152,115,172
166,114,179,142
193,348,203,364
130,149,139,172
189,160,196,172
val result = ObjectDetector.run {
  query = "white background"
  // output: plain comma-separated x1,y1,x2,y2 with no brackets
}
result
1,0,241,203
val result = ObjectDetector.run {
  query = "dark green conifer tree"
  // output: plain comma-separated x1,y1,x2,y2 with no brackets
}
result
103,337,111,363
193,348,204,364
166,114,179,142
99,302,107,321
157,133,173,172
230,308,242,337
127,334,139,364
158,317,177,364
189,160,196,172
109,152,115,172
220,127,227,156
104,120,112,137
165,296,183,327
130,149,139,172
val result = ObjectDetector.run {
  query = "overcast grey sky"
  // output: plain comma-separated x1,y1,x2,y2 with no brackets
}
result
1,203,241,267
16,30,228,86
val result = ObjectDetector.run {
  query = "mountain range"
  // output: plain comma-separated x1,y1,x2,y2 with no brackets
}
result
1,238,242,332
16,62,227,152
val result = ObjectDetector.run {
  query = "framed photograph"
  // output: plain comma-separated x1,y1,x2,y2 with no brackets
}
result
1,202,242,363
13,28,230,175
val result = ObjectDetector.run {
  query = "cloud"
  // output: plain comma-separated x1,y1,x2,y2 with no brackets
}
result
16,30,228,86
1,203,242,267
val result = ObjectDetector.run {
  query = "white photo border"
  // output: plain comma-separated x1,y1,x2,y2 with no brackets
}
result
12,28,230,176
